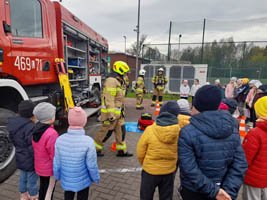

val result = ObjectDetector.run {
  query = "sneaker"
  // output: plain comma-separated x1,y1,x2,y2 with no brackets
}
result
97,151,104,157
20,192,30,200
29,194,39,200
116,150,133,157
151,104,155,107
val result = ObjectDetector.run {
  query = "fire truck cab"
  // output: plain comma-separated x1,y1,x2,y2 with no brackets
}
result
0,0,108,182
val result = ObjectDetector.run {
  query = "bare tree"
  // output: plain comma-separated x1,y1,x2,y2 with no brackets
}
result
126,34,147,56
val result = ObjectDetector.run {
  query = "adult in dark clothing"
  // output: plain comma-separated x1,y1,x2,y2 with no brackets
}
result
7,100,39,200
235,78,250,117
178,85,248,200
223,98,238,115
251,85,267,127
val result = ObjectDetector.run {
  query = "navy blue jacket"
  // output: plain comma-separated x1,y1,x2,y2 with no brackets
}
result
7,117,35,171
178,110,248,200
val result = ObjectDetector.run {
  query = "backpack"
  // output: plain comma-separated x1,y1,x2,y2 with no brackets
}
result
138,113,154,131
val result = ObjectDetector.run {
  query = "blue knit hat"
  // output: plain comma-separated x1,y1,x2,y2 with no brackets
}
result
193,85,222,112
160,101,180,117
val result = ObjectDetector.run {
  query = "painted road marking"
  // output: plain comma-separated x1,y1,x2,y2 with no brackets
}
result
99,167,142,174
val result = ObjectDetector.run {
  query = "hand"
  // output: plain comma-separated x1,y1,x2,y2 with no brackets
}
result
216,189,232,200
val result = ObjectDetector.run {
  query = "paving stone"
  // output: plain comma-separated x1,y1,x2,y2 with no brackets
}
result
0,98,243,200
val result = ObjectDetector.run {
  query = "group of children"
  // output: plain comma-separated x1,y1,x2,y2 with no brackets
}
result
6,83,267,200
137,85,267,200
7,102,99,200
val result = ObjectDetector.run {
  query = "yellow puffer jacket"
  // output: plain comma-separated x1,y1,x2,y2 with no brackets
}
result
137,122,180,175
178,114,191,128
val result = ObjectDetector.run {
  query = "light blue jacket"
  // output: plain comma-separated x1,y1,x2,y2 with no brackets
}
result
53,129,100,192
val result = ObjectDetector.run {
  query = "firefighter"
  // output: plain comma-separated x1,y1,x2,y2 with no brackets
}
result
151,68,168,107
135,69,146,110
95,61,133,157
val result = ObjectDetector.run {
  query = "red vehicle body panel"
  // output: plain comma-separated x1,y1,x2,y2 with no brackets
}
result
0,0,108,86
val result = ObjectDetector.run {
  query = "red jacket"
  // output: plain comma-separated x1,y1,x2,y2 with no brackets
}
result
243,121,267,188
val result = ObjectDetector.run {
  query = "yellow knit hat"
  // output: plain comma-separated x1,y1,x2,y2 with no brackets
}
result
242,78,250,84
255,96,267,118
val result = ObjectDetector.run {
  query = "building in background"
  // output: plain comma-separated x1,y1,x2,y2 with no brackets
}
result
108,53,143,85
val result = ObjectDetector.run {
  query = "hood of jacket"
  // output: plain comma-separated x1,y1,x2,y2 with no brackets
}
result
153,112,180,144
156,112,178,126
32,122,51,142
190,110,235,139
256,120,267,131
7,117,33,134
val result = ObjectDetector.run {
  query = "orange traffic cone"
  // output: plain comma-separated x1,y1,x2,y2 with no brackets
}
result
110,141,116,151
239,116,246,138
154,101,160,116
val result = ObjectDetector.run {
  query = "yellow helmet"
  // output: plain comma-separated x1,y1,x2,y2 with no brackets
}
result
113,61,130,75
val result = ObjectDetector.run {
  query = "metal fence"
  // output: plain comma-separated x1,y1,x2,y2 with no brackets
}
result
141,40,267,84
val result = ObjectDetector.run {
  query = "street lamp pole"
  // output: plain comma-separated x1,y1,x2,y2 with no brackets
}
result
135,0,141,80
123,36,126,54
178,34,182,62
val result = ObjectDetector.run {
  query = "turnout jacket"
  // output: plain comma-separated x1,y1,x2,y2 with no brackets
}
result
101,73,125,121
152,75,168,90
135,76,146,95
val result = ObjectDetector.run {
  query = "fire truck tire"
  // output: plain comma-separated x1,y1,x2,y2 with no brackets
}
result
0,108,16,183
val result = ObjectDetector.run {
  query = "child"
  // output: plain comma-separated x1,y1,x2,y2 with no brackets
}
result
177,99,191,128
178,85,247,200
7,100,38,200
223,98,238,115
137,101,181,199
32,102,58,200
53,107,100,200
243,96,267,200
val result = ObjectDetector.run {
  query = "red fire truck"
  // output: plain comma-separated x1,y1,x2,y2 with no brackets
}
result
0,0,108,181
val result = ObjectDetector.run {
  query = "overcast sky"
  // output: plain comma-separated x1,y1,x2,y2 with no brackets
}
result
60,0,267,52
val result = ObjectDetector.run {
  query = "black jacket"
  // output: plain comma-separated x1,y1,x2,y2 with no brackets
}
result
7,117,35,171
236,84,250,102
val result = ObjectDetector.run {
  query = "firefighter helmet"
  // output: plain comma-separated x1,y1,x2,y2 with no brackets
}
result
139,69,146,76
113,61,130,75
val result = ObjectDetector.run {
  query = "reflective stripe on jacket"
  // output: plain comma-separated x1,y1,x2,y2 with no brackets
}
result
136,76,145,94
152,76,168,90
101,76,124,121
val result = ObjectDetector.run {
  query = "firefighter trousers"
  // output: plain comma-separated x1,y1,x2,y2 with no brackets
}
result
152,89,164,106
136,93,144,108
95,118,127,153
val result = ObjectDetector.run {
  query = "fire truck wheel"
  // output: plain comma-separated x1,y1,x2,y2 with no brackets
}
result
0,108,16,183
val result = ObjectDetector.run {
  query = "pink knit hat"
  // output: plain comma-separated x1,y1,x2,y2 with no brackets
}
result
219,102,229,111
68,107,87,129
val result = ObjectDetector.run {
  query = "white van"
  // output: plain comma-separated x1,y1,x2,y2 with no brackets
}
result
140,63,208,94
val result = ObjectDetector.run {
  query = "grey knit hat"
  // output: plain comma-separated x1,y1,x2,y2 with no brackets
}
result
33,102,56,122
177,99,190,114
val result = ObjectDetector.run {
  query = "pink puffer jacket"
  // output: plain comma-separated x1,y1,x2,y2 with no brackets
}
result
32,123,58,176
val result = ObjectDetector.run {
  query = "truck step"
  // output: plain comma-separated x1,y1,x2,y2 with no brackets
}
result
30,96,49,103
84,107,100,117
